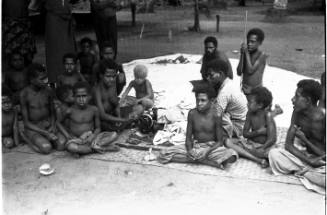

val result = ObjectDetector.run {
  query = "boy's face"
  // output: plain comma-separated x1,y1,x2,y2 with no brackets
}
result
10,54,24,70
81,42,91,54
292,88,309,112
74,88,90,108
102,47,115,60
247,95,262,113
134,76,145,85
31,72,48,88
247,35,261,53
196,93,211,112
102,69,117,87
2,96,13,112
64,58,76,74
204,42,216,56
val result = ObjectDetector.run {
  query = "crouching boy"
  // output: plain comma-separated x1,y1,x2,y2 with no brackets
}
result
59,82,120,156
158,80,238,169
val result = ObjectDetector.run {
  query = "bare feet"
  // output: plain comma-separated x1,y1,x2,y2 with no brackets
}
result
260,159,269,168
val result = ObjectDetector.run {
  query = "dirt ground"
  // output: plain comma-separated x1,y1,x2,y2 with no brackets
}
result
3,2,326,215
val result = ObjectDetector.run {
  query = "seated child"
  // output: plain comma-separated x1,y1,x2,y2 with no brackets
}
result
4,52,29,106
59,82,119,155
77,37,97,85
225,87,277,168
120,64,154,118
94,60,130,131
93,42,126,95
54,84,74,125
20,63,66,154
57,53,85,87
2,86,19,149
158,80,238,169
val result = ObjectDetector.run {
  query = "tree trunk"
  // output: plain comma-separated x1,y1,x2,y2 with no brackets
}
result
191,0,201,32
239,0,245,6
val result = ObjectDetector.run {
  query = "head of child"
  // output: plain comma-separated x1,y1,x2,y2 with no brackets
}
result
73,82,91,109
2,86,13,112
292,79,321,113
248,87,272,113
28,63,48,89
204,36,217,56
99,60,117,87
9,52,25,70
56,85,74,106
133,65,148,85
247,28,264,53
101,42,115,60
207,59,228,86
63,53,77,74
191,80,217,113
80,37,93,54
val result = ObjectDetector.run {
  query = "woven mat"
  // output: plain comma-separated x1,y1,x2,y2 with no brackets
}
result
9,127,301,186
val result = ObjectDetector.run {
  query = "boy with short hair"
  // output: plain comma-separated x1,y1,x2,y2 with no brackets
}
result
237,28,267,97
2,86,19,149
59,82,119,155
120,64,154,118
57,53,85,87
225,86,277,168
158,80,238,169
93,43,126,95
4,52,29,105
77,37,97,85
54,84,75,125
94,60,130,131
20,63,66,154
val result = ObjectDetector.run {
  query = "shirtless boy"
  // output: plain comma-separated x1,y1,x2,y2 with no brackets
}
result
237,28,267,98
158,80,238,169
20,63,66,154
120,64,154,117
269,80,325,187
225,87,277,168
2,86,19,149
77,37,97,84
57,53,85,87
55,84,74,125
4,52,29,105
60,82,119,155
94,60,130,131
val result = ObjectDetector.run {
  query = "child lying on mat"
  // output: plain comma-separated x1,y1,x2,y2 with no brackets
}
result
57,82,119,156
120,64,154,118
225,87,277,168
158,80,238,169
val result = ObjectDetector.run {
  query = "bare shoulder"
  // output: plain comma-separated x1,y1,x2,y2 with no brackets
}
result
90,105,99,113
312,107,325,121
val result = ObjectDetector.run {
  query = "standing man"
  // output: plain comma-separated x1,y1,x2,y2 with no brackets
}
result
207,59,247,138
44,0,76,85
200,36,233,81
90,0,118,60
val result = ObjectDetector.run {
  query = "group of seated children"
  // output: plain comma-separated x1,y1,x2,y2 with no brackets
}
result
2,37,155,156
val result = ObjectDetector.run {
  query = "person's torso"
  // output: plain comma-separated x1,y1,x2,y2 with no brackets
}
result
25,87,52,123
242,51,266,87
192,108,218,143
2,111,15,137
68,105,96,137
248,111,268,143
7,69,29,92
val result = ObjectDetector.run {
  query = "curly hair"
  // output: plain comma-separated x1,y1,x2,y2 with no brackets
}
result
190,80,217,99
206,59,229,77
62,53,77,63
251,87,273,109
247,28,265,43
297,79,321,105
204,36,218,47
73,81,91,95
27,63,46,81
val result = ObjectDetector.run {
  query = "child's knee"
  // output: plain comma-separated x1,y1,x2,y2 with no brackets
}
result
56,135,67,151
37,140,52,154
141,99,154,110
2,137,15,148
66,143,79,153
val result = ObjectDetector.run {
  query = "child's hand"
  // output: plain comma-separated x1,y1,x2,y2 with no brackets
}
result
309,157,326,167
240,43,247,53
187,148,198,160
47,132,58,141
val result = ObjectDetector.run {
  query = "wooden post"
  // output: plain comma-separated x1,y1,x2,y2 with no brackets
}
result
216,15,220,32
131,2,136,26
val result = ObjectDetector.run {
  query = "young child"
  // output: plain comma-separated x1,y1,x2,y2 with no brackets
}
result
2,86,19,149
158,80,238,169
120,64,154,118
93,42,126,95
77,37,97,85
225,87,277,168
58,82,119,156
57,53,85,87
20,63,66,154
94,60,130,131
237,28,267,98
4,52,29,105
54,84,75,125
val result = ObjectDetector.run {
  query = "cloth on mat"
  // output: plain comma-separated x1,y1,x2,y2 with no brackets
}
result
153,122,187,146
298,166,326,195
66,131,117,149
158,141,238,165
